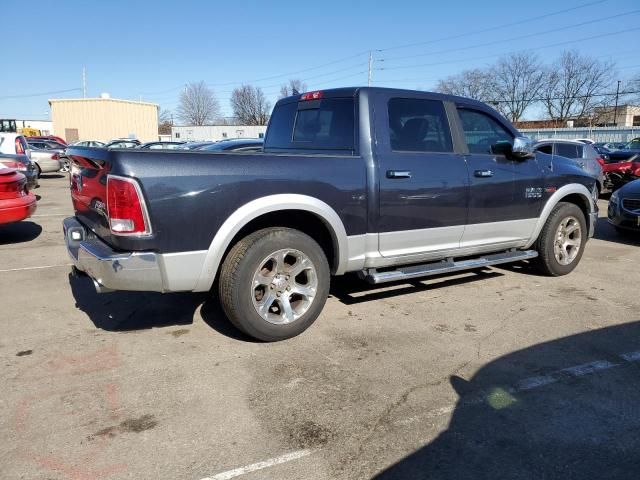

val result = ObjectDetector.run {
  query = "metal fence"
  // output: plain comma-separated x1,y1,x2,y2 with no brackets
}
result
519,126,639,143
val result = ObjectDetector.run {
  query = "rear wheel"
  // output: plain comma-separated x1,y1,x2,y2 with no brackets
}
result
35,164,42,178
59,159,70,173
218,227,330,341
534,202,586,276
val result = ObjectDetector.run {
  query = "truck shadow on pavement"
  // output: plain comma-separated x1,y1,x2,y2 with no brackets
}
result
69,272,207,331
69,271,254,340
330,270,503,305
373,320,640,480
0,221,42,245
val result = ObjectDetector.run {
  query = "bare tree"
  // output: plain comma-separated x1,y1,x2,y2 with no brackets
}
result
231,85,271,125
158,108,173,135
490,52,545,123
543,50,615,122
279,79,308,98
436,69,493,103
177,81,221,126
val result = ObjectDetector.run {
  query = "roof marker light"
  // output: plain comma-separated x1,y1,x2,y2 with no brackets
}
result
300,91,323,101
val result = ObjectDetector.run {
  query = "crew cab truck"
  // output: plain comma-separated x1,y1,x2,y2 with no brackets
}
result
64,87,598,341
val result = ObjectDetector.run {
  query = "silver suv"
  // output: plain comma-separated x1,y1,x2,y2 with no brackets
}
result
534,139,605,196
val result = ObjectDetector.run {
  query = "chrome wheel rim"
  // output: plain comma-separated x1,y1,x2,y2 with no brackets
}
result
251,248,318,325
553,216,582,265
60,160,70,173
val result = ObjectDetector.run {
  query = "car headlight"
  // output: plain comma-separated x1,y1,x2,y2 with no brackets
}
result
610,190,619,204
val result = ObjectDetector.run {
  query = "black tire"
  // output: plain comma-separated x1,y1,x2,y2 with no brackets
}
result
533,202,587,276
35,164,42,178
218,227,330,341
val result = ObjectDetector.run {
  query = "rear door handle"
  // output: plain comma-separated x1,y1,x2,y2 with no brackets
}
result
474,169,494,178
387,170,412,179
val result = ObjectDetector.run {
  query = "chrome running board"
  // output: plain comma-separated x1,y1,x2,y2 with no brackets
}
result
362,249,538,284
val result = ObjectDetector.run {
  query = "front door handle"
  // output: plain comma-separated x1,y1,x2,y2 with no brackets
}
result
474,169,494,178
387,170,412,179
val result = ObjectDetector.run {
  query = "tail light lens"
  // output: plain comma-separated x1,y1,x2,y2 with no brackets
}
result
15,138,25,154
1,161,27,171
106,175,151,235
52,153,60,160
595,156,605,166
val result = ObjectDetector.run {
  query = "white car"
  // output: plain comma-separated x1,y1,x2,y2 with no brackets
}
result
0,134,62,176
0,133,30,157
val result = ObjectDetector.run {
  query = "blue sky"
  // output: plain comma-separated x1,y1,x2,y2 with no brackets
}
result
1,0,638,120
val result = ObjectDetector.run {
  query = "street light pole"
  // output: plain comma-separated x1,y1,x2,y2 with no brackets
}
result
368,51,373,87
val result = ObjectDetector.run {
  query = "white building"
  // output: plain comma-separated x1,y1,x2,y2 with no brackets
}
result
16,119,54,135
171,125,267,142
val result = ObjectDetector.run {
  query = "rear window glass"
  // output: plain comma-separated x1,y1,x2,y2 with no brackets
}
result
265,98,355,151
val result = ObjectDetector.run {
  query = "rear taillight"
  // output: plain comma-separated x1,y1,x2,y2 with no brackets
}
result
595,156,605,166
52,153,60,160
1,161,27,171
15,138,25,154
106,175,151,235
0,179,26,194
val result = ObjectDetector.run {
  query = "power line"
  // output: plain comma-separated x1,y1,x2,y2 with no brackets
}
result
377,9,640,64
485,90,640,105
375,27,640,72
375,0,609,52
0,88,82,100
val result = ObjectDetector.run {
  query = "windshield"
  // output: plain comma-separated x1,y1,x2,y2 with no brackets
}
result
623,138,640,150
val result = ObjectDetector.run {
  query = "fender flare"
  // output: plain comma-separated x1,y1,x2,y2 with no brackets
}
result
524,183,595,249
193,194,349,292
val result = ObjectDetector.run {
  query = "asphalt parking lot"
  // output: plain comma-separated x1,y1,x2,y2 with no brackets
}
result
1,174,640,480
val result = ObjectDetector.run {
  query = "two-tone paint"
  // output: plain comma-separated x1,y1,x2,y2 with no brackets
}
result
65,87,597,293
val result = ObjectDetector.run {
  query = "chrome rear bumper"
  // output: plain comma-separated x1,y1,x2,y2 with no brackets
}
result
63,217,163,292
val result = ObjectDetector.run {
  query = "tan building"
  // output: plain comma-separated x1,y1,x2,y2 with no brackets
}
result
48,96,159,143
592,104,640,127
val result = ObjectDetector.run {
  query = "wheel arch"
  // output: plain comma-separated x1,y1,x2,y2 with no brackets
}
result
194,194,348,292
525,183,595,249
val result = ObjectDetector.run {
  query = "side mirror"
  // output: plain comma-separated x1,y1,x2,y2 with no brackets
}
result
511,136,535,159
490,137,534,159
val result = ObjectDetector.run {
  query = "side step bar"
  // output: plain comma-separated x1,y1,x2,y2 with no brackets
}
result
362,249,539,284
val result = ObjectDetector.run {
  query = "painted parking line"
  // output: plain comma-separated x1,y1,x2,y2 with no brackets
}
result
200,449,313,480
0,264,72,273
396,349,640,426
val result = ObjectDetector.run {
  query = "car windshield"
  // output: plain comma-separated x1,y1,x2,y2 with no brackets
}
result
623,139,640,150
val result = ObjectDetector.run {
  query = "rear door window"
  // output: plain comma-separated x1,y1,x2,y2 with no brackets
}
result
388,98,453,152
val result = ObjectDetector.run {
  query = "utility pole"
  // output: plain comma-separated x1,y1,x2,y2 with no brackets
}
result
613,80,621,126
82,66,87,98
367,51,373,87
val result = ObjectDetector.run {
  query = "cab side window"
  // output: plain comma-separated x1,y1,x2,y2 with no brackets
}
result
457,109,513,155
388,98,453,153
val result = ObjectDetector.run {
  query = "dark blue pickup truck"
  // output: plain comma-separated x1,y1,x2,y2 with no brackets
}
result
64,87,598,341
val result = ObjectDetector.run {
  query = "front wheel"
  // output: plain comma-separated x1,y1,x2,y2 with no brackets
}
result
218,227,330,341
59,159,70,173
533,202,587,276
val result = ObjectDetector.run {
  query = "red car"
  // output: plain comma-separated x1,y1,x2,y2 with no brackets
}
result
600,156,640,191
0,168,37,224
26,135,67,146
